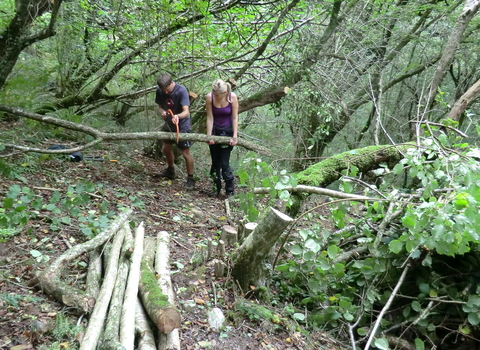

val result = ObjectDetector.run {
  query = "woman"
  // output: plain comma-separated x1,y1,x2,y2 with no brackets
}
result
206,79,239,197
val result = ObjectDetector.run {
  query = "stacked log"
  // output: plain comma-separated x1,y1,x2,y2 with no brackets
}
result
34,208,182,350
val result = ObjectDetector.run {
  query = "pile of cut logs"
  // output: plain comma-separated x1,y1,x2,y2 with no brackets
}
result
34,208,181,350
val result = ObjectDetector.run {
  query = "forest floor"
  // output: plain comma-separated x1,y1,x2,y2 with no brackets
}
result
0,124,346,350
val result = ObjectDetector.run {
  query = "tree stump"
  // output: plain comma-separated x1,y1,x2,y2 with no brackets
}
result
221,225,238,246
232,207,293,291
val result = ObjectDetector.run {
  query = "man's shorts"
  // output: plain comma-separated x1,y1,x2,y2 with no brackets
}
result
161,123,192,150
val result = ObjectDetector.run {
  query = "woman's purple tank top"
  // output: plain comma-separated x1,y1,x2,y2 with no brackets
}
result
212,93,232,129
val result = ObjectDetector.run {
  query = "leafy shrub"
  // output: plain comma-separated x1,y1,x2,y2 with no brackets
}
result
269,126,480,347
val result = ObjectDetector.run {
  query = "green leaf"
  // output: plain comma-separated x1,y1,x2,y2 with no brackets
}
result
30,250,42,258
419,283,430,294
414,338,425,350
374,337,389,350
403,216,416,228
459,325,471,335
357,327,367,336
293,313,305,321
291,245,303,256
411,301,421,312
388,239,403,254
279,190,290,200
327,245,340,259
393,163,404,175
3,197,13,209
305,239,320,253
468,312,480,326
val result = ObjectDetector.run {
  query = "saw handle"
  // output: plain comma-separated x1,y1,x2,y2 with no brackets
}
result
166,109,180,143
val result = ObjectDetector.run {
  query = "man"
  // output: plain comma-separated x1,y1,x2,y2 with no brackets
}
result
154,73,195,190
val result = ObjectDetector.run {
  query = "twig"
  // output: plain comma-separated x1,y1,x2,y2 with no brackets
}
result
384,300,435,335
33,186,62,192
364,263,410,350
171,237,188,250
212,281,217,306
409,120,469,138
225,198,231,217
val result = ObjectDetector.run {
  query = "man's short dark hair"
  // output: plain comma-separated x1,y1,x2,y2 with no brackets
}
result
157,73,173,89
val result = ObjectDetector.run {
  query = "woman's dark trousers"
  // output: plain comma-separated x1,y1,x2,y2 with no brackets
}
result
209,143,234,195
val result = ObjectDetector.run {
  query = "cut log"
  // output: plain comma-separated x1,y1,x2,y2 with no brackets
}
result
86,248,102,299
36,208,133,313
214,259,227,278
80,226,126,350
138,231,181,334
101,223,133,350
135,298,156,350
232,207,293,291
155,231,181,350
120,222,145,350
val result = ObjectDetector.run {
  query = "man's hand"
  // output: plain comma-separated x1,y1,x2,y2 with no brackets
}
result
172,114,179,125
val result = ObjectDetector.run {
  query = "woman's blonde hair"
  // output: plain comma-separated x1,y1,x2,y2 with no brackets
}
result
211,79,232,102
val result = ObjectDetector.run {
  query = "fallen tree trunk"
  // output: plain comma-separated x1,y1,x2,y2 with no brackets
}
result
80,226,126,350
0,104,273,156
35,208,133,313
155,231,181,350
287,144,411,216
232,207,294,291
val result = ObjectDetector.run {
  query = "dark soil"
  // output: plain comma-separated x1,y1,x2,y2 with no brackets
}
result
0,136,344,350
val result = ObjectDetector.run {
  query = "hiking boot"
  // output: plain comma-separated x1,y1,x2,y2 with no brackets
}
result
154,167,175,180
185,176,196,190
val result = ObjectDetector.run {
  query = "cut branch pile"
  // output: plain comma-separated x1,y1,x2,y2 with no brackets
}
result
34,208,181,350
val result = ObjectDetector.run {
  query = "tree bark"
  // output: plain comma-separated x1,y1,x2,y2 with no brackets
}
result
138,231,181,335
424,0,480,116
232,207,294,291
446,77,480,122
155,231,181,350
101,223,133,350
120,222,145,350
135,298,157,350
35,208,133,313
86,248,102,299
0,104,273,156
0,0,63,89
80,227,126,350
295,144,410,188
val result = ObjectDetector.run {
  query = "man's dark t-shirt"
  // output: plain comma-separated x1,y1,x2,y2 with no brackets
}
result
155,84,191,133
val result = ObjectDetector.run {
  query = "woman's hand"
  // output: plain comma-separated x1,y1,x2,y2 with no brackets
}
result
229,137,237,146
